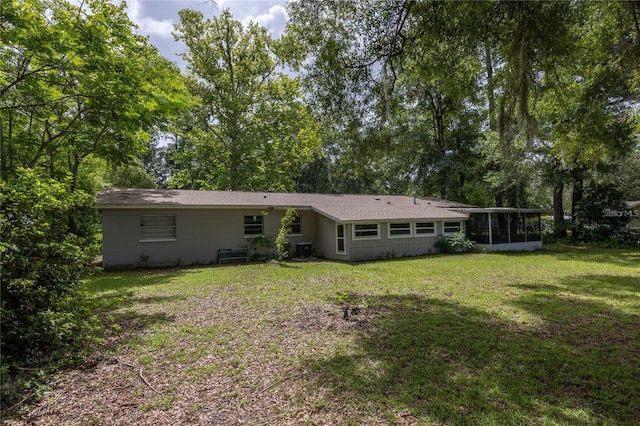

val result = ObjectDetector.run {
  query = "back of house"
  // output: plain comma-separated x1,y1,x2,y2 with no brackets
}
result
97,189,472,269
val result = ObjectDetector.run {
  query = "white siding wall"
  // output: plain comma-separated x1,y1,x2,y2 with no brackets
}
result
102,208,316,269
102,208,466,268
314,215,348,260
347,222,442,261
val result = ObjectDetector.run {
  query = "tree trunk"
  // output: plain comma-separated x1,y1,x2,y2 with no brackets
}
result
570,167,585,240
429,91,447,199
67,153,81,235
553,177,566,237
0,115,5,180
571,168,584,217
229,137,239,191
484,39,496,131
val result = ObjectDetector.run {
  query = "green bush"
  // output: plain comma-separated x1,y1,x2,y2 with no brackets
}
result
0,169,100,410
435,232,475,254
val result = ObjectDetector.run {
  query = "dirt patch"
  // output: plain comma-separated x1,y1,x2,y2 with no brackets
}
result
276,302,389,333
5,299,390,426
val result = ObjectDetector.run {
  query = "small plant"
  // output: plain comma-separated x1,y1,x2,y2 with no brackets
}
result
334,291,349,304
435,232,474,254
244,235,273,261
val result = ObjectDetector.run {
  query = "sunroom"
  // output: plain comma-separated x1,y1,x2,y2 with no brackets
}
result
460,208,548,252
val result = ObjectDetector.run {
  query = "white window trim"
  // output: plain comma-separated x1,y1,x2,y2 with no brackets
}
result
336,223,346,255
352,223,381,240
140,238,177,243
388,222,413,239
413,221,436,237
139,215,176,243
443,221,463,235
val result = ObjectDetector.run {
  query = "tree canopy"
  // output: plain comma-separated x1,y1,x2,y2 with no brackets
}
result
288,0,639,218
169,9,322,191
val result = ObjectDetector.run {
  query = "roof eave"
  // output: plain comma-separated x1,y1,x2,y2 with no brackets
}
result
311,207,468,223
98,204,315,210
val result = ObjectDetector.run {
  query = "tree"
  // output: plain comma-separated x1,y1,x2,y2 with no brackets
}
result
0,0,189,408
107,159,158,189
288,0,489,199
535,1,637,235
289,0,638,218
0,0,188,189
395,1,486,201
170,9,321,191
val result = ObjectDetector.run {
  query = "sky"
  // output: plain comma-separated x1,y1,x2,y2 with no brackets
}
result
123,0,290,69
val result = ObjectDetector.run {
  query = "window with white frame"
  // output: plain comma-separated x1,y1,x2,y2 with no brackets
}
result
244,215,263,236
140,215,176,242
353,223,380,240
336,224,346,254
443,221,462,234
414,221,436,236
388,222,412,238
288,214,302,235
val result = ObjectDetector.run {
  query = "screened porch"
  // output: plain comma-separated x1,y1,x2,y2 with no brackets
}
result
460,208,547,251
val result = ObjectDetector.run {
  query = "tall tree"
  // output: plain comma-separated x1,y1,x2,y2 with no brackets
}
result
288,0,488,199
1,1,190,401
171,9,321,191
0,0,188,189
535,1,637,235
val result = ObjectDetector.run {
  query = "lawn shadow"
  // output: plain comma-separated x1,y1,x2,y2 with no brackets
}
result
87,268,188,293
513,273,640,298
86,271,185,359
542,245,640,268
301,291,639,424
482,244,640,268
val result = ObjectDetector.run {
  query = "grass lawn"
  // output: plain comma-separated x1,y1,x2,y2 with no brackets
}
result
12,245,640,425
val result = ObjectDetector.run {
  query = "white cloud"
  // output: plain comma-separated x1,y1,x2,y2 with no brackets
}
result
125,0,175,38
242,5,288,37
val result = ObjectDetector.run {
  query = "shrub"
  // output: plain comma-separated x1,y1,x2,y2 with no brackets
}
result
0,169,100,409
245,235,274,261
435,232,475,254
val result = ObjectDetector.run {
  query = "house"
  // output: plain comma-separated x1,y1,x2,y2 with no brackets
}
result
625,201,640,232
97,189,547,269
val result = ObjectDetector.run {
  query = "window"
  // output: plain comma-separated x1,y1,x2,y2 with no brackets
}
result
336,224,346,254
288,214,302,235
140,215,176,242
388,222,412,238
443,221,462,234
414,222,436,236
353,223,380,240
244,215,263,236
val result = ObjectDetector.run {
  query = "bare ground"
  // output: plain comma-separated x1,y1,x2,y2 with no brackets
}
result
5,294,401,425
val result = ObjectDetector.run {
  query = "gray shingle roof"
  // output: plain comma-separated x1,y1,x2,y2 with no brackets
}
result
98,189,470,222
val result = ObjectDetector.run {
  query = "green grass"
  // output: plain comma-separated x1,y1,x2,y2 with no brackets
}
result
78,245,640,424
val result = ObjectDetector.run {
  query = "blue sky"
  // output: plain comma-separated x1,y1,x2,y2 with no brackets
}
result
124,0,289,68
